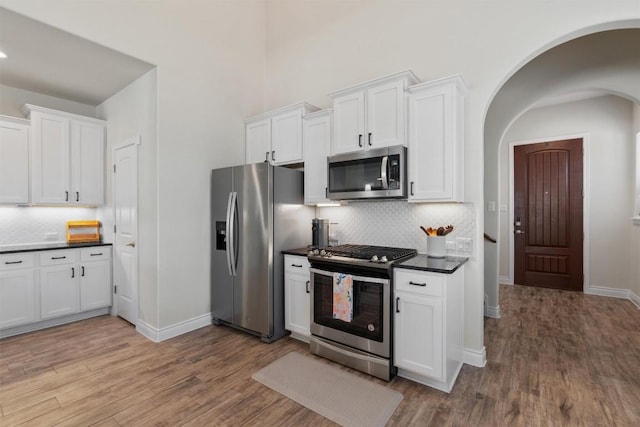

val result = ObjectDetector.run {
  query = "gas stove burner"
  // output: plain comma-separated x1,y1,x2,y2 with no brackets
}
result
308,244,417,268
322,244,417,262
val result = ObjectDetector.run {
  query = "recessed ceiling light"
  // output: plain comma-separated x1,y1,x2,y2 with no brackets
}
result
0,51,7,59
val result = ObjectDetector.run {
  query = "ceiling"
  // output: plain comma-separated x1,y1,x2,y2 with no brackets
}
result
0,7,155,106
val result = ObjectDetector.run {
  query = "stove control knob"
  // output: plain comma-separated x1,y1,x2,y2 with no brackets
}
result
370,255,379,262
320,249,327,256
380,256,388,263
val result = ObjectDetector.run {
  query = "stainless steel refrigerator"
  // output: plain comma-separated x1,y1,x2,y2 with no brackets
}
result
211,162,314,342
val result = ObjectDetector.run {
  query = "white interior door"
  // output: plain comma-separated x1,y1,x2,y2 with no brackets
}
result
113,139,138,325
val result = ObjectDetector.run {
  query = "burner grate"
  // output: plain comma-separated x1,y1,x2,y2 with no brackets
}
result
327,244,416,261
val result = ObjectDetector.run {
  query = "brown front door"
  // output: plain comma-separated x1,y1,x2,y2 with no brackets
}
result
514,138,583,291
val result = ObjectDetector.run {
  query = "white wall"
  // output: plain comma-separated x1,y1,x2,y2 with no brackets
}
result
1,0,267,330
263,0,640,357
0,84,97,118
96,68,158,328
499,95,635,294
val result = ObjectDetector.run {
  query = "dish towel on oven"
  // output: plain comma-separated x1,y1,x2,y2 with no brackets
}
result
332,273,353,322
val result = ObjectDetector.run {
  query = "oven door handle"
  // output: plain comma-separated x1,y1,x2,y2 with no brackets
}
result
311,336,388,365
309,268,390,285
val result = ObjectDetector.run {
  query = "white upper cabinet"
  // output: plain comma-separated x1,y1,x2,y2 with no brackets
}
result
329,70,419,155
303,110,332,205
26,105,106,206
407,75,466,202
246,119,271,164
72,120,105,205
0,116,30,204
245,102,320,166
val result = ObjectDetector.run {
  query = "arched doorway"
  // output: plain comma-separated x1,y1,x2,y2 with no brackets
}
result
483,25,640,317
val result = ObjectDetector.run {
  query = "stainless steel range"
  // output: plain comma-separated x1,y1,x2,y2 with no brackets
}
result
308,244,417,381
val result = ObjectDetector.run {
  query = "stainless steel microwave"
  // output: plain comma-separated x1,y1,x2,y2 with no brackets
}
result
326,146,407,200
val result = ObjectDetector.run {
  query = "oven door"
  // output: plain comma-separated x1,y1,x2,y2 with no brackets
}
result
309,267,390,358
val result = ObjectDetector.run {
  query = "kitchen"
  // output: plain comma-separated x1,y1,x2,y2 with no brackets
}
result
1,1,639,425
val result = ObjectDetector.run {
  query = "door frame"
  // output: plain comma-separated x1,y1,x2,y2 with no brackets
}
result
507,133,591,291
112,135,140,324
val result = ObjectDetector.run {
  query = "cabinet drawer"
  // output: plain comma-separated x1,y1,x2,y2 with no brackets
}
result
394,269,444,297
284,255,310,274
0,253,35,271
39,249,78,266
80,246,111,261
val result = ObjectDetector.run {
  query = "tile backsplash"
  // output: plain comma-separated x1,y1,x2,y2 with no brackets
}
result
0,207,98,246
317,201,476,256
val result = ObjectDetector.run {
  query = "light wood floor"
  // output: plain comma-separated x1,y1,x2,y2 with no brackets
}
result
1,284,639,426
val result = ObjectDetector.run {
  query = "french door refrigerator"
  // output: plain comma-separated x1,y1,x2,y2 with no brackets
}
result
211,162,314,342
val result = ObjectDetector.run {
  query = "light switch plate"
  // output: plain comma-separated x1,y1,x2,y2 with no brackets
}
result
456,237,473,252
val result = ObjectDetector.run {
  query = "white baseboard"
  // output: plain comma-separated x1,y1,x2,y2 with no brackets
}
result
136,312,212,342
499,276,513,285
585,285,630,299
0,308,110,339
485,305,501,319
463,346,486,367
628,290,640,309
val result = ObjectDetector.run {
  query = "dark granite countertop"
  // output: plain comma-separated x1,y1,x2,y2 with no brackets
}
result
281,247,310,257
395,254,468,274
0,242,112,255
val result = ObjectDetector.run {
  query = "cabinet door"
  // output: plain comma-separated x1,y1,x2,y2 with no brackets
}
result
284,255,311,338
366,79,406,149
31,112,71,204
271,109,302,165
408,84,457,201
303,113,331,205
0,120,30,204
394,291,443,380
80,260,112,311
246,119,271,164
285,271,311,338
0,269,35,329
71,120,105,205
40,265,79,319
332,92,365,155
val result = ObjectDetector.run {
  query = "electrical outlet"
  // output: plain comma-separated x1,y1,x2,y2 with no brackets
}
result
456,237,473,252
45,232,59,241
446,240,456,251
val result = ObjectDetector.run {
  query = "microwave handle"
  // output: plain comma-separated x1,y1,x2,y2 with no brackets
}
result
380,156,389,189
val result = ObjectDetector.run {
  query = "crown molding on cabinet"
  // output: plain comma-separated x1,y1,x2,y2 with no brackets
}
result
244,101,320,124
328,69,420,98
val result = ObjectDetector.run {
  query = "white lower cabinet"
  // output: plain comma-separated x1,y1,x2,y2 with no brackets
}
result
0,253,36,329
0,246,112,337
284,254,311,341
393,266,464,393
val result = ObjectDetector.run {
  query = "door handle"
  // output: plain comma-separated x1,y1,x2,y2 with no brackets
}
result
380,156,389,189
126,242,136,247
514,230,525,234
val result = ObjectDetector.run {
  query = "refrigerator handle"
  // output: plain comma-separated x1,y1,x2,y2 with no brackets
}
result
229,191,239,276
225,192,234,276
